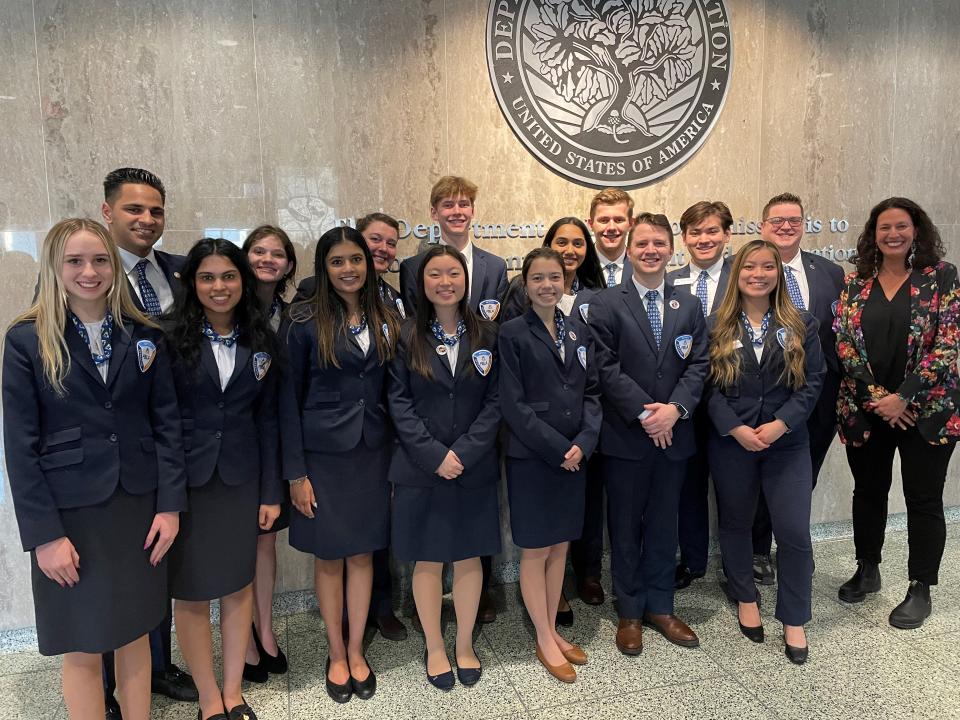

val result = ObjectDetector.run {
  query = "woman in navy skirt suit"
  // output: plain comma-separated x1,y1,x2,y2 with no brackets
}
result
280,226,400,703
387,245,501,690
242,225,298,681
165,238,282,720
2,218,185,720
706,239,825,665
499,247,602,683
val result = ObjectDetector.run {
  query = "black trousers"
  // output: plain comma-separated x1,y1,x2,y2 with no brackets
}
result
845,422,955,585
570,452,605,581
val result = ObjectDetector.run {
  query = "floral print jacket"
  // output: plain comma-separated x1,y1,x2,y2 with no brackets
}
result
833,261,960,446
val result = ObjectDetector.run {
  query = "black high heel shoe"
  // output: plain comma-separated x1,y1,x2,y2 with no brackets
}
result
251,624,288,674
784,634,808,664
424,648,455,691
325,657,353,703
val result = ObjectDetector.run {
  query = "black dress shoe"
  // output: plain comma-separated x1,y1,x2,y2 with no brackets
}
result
738,621,764,643
105,693,122,719
250,625,288,674
153,664,199,701
577,577,605,605
784,636,808,665
556,606,574,628
424,649,455,691
456,647,482,686
225,699,257,720
324,657,353,703
351,667,377,700
477,590,497,624
373,611,408,641
838,560,881,604
753,554,775,585
675,565,706,590
241,658,268,683
889,581,932,629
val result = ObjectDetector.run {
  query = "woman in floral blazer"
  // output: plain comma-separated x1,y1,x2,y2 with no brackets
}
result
833,197,959,630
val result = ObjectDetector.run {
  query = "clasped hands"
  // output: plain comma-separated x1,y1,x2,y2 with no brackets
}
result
866,393,916,430
730,419,788,452
641,402,681,449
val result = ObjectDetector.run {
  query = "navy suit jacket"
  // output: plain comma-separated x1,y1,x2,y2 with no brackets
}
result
499,310,602,465
279,316,391,481
387,321,500,488
2,319,187,551
706,312,826,442
171,337,281,504
665,257,733,316
399,246,508,320
588,279,709,461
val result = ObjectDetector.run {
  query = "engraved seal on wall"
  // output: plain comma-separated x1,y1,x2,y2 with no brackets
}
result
486,0,733,188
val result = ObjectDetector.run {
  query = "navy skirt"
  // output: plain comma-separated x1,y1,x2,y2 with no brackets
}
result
507,458,585,548
288,440,390,560
392,481,502,563
169,473,259,601
32,486,167,656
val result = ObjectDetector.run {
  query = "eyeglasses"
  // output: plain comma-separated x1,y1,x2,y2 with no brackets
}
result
766,216,803,228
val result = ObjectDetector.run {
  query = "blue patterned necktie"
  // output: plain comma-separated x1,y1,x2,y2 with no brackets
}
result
784,265,806,310
695,269,709,317
605,263,618,288
135,259,163,317
645,289,662,348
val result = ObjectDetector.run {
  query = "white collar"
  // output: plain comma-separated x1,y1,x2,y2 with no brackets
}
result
688,255,725,281
119,246,160,275
632,275,665,299
439,238,473,260
600,249,626,268
782,251,805,273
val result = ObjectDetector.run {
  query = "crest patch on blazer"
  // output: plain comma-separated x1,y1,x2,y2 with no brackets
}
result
253,352,271,381
479,299,500,321
472,349,493,377
136,340,157,373
579,304,589,323
674,334,693,359
396,297,406,319
776,327,789,348
577,345,587,370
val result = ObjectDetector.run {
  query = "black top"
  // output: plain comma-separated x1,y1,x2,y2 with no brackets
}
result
861,279,911,393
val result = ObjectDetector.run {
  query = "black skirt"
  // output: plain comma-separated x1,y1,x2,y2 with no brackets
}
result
32,487,167,656
168,473,259,601
507,458,585,548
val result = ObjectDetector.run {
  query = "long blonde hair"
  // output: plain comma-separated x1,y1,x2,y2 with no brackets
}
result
10,218,155,395
709,239,807,390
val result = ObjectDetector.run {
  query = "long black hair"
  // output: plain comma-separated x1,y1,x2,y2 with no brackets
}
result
855,197,945,278
289,226,398,368
543,216,605,289
168,238,277,370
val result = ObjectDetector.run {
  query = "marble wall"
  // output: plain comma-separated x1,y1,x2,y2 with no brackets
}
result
1,0,959,631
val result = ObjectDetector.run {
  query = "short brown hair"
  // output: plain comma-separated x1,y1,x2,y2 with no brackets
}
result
589,188,634,219
630,212,674,250
762,193,804,220
357,212,400,235
430,176,478,208
680,201,733,234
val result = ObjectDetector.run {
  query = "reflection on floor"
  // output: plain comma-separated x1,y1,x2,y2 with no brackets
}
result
3,524,960,719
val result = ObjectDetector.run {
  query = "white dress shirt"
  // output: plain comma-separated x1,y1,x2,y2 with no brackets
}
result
354,326,371,356
631,276,665,321
781,252,810,309
84,319,109,381
599,250,627,287
209,339,237,391
682,256,726,312
119,247,175,313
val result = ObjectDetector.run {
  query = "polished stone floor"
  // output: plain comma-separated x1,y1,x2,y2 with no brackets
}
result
2,524,959,720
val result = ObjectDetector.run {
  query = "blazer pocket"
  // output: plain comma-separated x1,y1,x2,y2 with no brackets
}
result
307,391,341,406
140,437,157,452
38,447,84,471
528,402,550,412
42,426,81,451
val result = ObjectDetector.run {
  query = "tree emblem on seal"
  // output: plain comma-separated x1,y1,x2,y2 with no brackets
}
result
487,0,732,188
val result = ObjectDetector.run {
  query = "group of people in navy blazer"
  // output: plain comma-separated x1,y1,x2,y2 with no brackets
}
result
3,164,958,720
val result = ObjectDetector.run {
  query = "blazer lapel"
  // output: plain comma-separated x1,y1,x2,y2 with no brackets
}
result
658,285,680,365
225,343,252,391
125,277,147,313
65,321,106,386
621,285,659,355
455,333,473,380
471,251,488,306
526,310,563,365
906,268,931,366
802,251,823,316
199,341,223,390
104,321,132,388
712,261,731,313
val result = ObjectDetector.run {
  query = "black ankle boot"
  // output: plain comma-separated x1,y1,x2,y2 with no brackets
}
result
889,581,932,629
838,560,881,603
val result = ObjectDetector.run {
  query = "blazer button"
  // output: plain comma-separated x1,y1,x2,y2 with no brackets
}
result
657,371,663,379
104,401,113,410
358,399,365,406
563,409,572,417
359,372,365,379
562,384,570,391
215,430,223,439
109,433,118,442
217,401,225,409
449,393,454,400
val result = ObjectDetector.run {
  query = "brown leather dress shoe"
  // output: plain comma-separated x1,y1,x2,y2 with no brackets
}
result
561,644,588,666
477,590,497,624
616,618,643,655
577,577,605,605
536,644,576,683
643,613,700,648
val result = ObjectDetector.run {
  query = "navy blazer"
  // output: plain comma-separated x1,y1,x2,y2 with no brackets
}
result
798,250,845,375
170,337,281,505
706,313,826,442
665,257,733,315
588,280,709,461
499,310,602,465
2,319,188,551
387,321,500,488
280,316,391,481
399,247,509,320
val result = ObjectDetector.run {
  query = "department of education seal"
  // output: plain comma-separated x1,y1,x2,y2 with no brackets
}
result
486,0,733,188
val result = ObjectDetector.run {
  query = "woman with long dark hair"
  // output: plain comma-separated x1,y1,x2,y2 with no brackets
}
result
387,245,501,691
835,197,959,629
281,226,400,703
166,238,281,720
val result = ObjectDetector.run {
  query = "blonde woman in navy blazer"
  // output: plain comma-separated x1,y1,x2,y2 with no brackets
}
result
164,238,281,720
706,239,825,665
499,247,602,683
388,245,501,691
281,227,400,704
2,218,185,720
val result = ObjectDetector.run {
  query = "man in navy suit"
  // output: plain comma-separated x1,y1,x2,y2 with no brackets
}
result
99,168,195,717
666,201,733,590
399,176,508,320
751,193,845,584
589,213,709,656
588,188,634,288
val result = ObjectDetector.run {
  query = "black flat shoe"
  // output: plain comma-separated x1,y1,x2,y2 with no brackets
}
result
675,565,706,590
242,658,268,684
154,664,199,701
351,667,377,700
424,649,455,691
456,648,483,686
324,657,352,704
838,561,881,604
250,625,288,674
556,607,574,628
738,621,764,643
784,637,808,665
889,580,932,629
225,699,258,720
